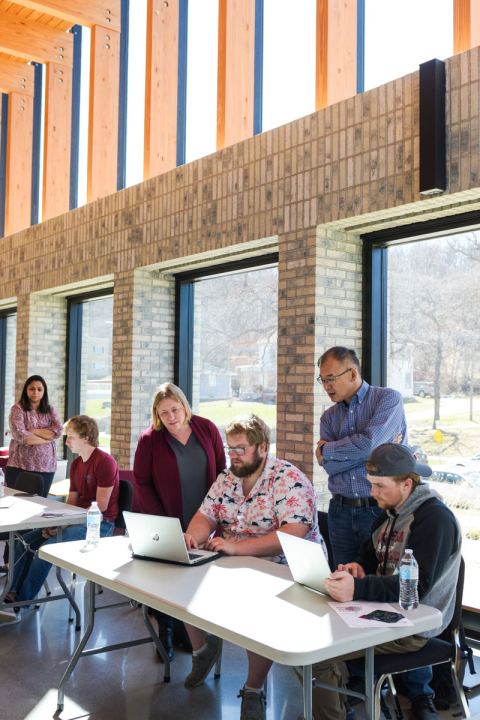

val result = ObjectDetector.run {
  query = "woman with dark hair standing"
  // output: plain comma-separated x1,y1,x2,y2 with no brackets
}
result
134,382,226,661
6,375,64,498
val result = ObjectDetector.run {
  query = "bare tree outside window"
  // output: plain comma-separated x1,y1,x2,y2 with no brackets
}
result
192,267,278,449
387,232,480,609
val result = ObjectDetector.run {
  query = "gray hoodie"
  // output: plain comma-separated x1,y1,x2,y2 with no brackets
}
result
353,483,462,637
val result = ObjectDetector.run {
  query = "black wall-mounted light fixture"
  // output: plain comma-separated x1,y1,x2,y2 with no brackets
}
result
419,58,446,195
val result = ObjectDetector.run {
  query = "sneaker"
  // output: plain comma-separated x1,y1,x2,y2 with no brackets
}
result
0,607,21,626
411,695,441,720
238,687,266,720
184,634,222,687
345,702,358,720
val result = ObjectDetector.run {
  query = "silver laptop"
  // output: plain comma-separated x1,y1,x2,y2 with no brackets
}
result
278,531,332,595
123,512,220,566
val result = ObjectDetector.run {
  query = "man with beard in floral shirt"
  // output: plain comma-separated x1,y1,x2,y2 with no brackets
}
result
182,413,324,720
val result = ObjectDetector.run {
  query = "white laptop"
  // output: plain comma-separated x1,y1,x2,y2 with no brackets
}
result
123,512,220,567
278,531,332,596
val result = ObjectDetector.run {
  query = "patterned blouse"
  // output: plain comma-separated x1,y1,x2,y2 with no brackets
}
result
199,453,326,564
7,403,64,473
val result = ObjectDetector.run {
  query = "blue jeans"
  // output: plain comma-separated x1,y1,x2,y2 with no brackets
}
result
11,520,114,605
328,496,383,567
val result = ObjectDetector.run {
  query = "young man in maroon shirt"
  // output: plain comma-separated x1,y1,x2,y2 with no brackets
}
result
3,415,119,620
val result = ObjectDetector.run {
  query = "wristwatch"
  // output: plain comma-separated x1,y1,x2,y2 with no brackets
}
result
318,443,324,456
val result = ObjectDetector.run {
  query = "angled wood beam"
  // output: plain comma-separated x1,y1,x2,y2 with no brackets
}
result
216,0,256,150
87,25,120,201
0,6,73,66
316,0,357,110
43,62,72,221
5,91,33,236
0,58,34,97
144,0,179,179
454,0,480,54
12,1,121,33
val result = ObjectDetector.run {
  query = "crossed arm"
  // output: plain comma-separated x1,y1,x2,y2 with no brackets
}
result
184,511,310,557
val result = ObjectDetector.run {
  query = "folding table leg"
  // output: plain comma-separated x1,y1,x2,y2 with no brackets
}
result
365,646,375,720
141,604,171,682
214,640,224,679
57,580,96,711
303,664,313,720
55,527,81,630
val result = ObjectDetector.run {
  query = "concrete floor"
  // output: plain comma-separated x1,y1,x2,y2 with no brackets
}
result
1,563,480,720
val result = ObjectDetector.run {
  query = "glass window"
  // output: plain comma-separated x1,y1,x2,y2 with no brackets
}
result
185,0,219,163
68,295,113,453
1,313,17,440
365,0,453,91
191,266,278,453
386,229,480,609
126,0,147,187
262,0,316,133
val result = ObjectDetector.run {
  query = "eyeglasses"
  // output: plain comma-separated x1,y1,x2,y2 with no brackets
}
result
317,368,352,386
223,444,256,456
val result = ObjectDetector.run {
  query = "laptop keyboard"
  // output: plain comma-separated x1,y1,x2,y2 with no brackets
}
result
188,553,202,561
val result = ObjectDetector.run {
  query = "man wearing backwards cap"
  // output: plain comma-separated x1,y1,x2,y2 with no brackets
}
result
303,443,462,720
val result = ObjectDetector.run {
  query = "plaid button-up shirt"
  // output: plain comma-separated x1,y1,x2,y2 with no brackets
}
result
320,381,408,498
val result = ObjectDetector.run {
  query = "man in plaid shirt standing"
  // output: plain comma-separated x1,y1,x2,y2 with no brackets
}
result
316,346,407,567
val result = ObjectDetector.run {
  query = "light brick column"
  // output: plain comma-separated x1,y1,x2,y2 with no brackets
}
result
14,292,68,456
277,227,362,508
110,268,175,469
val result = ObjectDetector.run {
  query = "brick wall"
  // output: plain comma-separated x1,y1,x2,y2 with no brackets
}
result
2,49,480,475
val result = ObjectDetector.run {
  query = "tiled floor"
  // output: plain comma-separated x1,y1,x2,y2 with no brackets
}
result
1,564,480,720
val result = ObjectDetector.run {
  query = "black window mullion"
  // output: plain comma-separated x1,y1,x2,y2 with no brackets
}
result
175,281,195,404
66,300,83,467
0,316,7,440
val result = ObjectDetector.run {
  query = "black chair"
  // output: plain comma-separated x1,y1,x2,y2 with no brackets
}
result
349,557,470,720
114,478,134,533
14,472,44,496
318,510,335,571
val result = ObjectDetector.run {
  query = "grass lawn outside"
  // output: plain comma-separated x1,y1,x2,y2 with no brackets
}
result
85,399,110,418
199,400,277,429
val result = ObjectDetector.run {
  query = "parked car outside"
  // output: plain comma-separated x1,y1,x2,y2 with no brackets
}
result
413,381,434,398
409,444,428,463
455,452,480,468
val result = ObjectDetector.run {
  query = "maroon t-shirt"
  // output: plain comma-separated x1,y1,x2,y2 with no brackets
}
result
70,448,119,523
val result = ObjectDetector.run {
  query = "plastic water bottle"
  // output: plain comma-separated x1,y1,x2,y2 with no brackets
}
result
0,469,4,498
399,549,419,610
86,501,102,547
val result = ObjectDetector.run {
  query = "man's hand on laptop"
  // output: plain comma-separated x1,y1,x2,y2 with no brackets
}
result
336,561,365,578
184,533,199,550
324,570,355,602
203,537,236,555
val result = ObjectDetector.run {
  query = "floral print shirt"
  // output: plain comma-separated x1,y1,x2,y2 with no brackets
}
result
7,403,64,473
199,453,326,564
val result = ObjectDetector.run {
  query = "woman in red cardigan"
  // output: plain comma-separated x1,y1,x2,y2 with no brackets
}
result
133,382,226,661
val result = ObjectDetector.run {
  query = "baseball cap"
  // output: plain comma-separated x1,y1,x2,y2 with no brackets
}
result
366,443,432,478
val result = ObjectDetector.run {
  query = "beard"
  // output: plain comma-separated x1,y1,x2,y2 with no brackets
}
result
230,449,264,478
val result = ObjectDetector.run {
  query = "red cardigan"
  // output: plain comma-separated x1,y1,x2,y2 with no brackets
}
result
132,415,226,529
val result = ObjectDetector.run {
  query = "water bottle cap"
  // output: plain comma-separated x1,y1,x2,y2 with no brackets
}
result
405,549,412,553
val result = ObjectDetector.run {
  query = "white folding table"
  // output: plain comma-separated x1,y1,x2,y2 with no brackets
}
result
0,486,88,629
40,536,442,720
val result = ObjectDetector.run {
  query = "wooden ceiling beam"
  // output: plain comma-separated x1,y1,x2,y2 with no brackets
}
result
12,1,121,33
5,90,34,236
316,0,357,110
454,0,480,54
0,57,34,96
0,6,73,65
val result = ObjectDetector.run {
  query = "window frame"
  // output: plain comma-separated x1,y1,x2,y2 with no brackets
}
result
362,209,480,386
0,308,17,441
174,253,279,405
66,289,113,464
